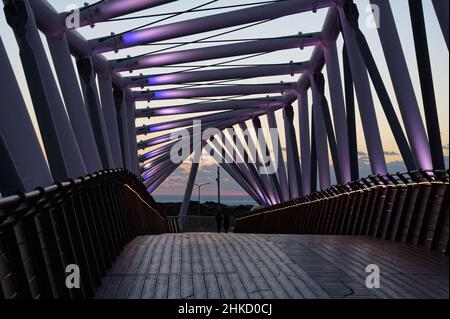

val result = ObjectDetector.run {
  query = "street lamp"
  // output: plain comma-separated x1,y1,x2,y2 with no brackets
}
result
194,183,210,216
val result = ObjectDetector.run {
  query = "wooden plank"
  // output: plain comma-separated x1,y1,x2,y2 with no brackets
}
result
136,236,159,275
141,274,158,299
239,235,289,299
203,234,226,273
224,236,261,299
197,235,214,274
229,236,274,299
246,236,302,299
204,273,221,299
216,273,235,299
190,234,204,274
170,235,182,274
126,237,152,274
212,234,236,273
147,235,168,274
181,235,192,274
159,235,174,275
115,275,133,299
228,273,248,299
127,275,145,299
154,274,169,299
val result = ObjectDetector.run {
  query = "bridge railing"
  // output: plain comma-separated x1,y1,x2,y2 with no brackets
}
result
234,170,449,254
0,169,166,299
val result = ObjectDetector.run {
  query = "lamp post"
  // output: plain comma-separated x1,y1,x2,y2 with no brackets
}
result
194,182,210,216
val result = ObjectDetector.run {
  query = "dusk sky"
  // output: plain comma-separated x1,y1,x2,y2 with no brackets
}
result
0,0,448,201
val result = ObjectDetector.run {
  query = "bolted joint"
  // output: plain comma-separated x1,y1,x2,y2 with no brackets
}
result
137,140,148,150
140,107,154,119
82,4,100,29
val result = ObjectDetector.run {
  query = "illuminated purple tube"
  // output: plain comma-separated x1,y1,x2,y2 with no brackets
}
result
125,62,309,88
142,159,172,180
111,35,320,72
135,83,298,101
89,0,334,54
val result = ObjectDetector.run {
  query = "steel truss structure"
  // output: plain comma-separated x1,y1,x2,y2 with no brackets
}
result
0,0,448,219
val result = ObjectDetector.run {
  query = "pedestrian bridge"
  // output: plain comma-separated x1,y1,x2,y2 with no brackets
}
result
0,170,448,299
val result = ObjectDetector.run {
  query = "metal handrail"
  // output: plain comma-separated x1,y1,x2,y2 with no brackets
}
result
0,169,166,227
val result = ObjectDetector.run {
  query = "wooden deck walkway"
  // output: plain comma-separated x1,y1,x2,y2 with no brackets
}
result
96,234,449,299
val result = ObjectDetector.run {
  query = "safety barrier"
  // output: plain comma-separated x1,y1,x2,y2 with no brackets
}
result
235,170,449,254
0,169,166,299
